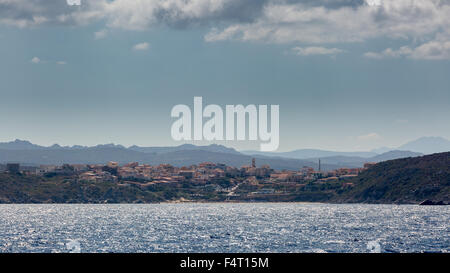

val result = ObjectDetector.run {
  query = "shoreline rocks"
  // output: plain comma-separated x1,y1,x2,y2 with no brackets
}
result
419,200,448,206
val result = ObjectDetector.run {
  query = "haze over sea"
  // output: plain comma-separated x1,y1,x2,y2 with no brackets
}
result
0,203,448,253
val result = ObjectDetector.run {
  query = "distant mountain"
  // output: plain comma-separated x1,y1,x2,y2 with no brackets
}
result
0,138,440,170
0,147,148,165
370,150,423,162
333,152,450,204
305,150,423,168
0,139,44,150
129,143,240,155
0,139,125,151
148,150,338,170
241,149,377,159
303,155,368,169
0,144,339,171
242,136,450,159
398,137,450,154
370,146,392,154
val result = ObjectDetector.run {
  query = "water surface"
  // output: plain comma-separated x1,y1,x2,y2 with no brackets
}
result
0,203,448,253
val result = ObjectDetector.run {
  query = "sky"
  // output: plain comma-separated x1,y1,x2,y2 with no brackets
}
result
0,0,449,152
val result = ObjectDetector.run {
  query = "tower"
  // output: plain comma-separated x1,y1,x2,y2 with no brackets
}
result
318,159,321,172
252,158,256,168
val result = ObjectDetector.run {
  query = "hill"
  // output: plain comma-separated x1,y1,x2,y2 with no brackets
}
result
333,152,450,204
128,143,240,155
303,150,423,168
399,136,450,154
242,136,450,160
0,152,448,204
241,149,377,159
0,147,340,171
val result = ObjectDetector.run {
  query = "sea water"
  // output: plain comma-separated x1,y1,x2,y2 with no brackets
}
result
0,203,448,253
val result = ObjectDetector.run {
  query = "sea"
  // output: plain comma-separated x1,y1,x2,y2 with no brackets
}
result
0,203,448,253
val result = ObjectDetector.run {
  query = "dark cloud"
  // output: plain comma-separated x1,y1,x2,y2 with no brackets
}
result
0,0,100,27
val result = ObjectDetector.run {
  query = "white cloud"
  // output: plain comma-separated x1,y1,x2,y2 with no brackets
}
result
204,0,450,45
30,57,67,65
410,40,450,60
357,133,381,141
2,0,450,60
292,46,344,56
364,38,450,60
0,0,105,28
132,42,149,51
101,0,267,30
30,57,41,64
364,46,413,59
66,0,81,6
366,0,381,6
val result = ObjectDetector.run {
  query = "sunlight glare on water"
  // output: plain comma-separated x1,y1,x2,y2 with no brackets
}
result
0,203,448,253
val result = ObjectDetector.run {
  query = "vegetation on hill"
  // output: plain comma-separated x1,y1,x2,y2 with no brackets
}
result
333,152,450,204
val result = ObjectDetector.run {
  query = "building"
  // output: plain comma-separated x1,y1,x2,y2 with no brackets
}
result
124,162,139,168
364,162,377,169
179,170,194,179
6,163,20,174
107,161,119,168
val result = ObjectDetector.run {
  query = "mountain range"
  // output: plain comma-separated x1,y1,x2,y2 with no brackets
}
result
304,150,423,168
242,136,450,158
0,136,448,170
0,140,332,170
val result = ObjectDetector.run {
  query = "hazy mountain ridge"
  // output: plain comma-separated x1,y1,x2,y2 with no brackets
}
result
241,149,378,159
398,136,450,154
368,137,450,155
128,143,240,155
0,137,446,170
241,136,449,165
303,150,423,168
0,144,339,171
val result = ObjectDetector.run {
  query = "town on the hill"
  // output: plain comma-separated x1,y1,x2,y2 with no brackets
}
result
2,159,376,198
1,152,448,204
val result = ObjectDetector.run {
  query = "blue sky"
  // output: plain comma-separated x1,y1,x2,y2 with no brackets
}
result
0,0,449,151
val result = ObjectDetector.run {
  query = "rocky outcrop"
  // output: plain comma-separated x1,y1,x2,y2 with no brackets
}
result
419,200,448,206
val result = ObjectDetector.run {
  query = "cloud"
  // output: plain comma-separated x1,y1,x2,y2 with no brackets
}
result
409,40,450,60
1,0,450,59
204,0,450,45
30,57,41,64
0,0,104,28
292,46,344,56
366,0,381,6
66,0,81,6
364,46,413,59
133,42,150,51
357,133,381,141
364,39,450,60
0,0,269,29
101,0,269,30
30,57,67,65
